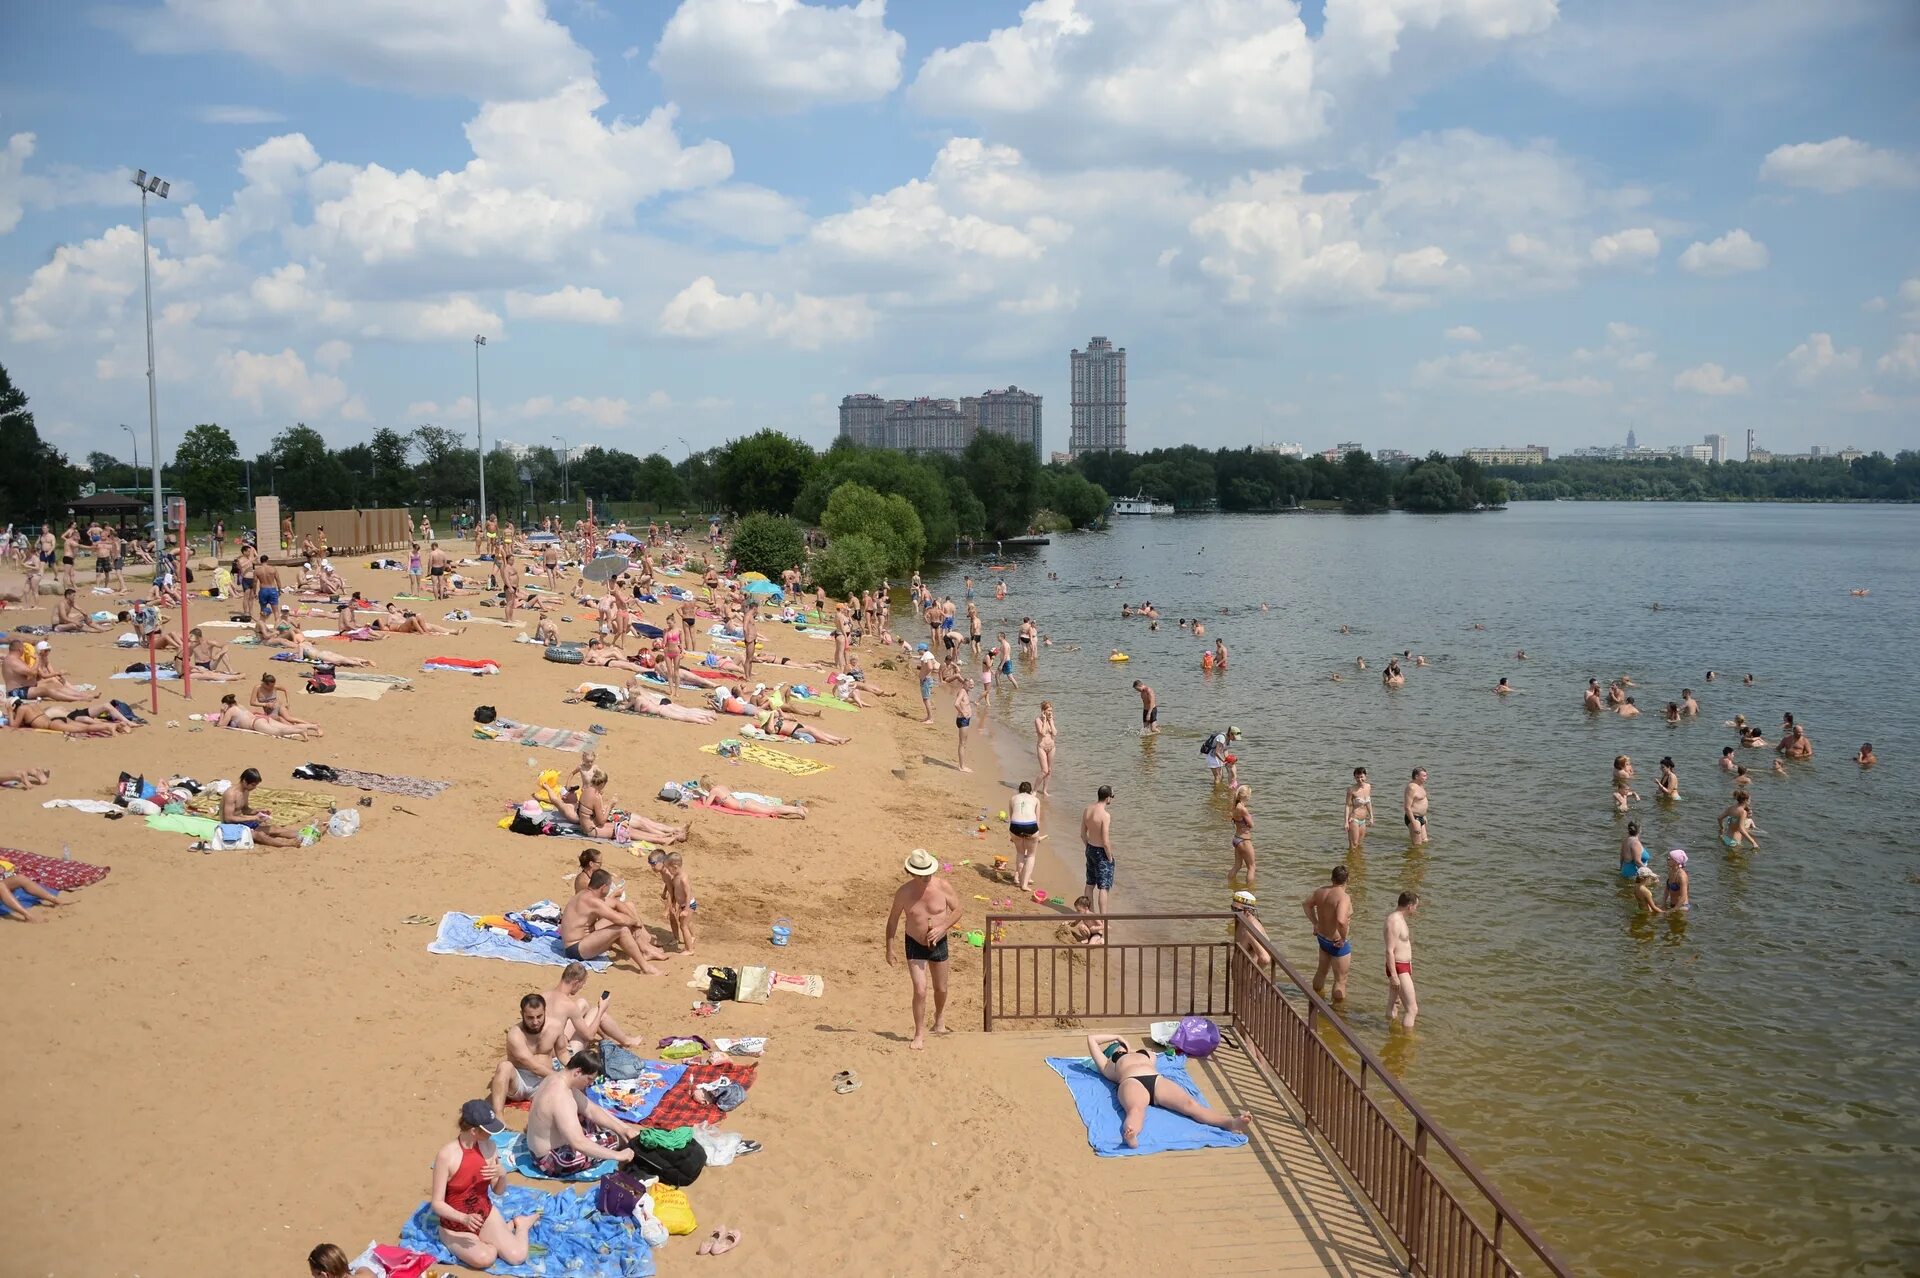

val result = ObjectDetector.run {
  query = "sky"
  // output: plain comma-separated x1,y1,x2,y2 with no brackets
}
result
1,0,1917,467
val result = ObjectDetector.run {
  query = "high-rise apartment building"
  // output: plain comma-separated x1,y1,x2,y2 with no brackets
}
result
1069,336,1126,454
838,387,1042,459
1745,428,1757,461
1706,433,1729,464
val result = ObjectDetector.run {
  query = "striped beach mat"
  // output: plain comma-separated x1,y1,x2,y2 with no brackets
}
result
335,672,415,687
480,720,595,752
700,741,832,777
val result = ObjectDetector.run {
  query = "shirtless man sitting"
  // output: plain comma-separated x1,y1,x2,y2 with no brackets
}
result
52,589,108,633
488,992,569,1115
539,962,646,1052
5,639,91,703
187,628,238,673
524,1048,638,1177
559,871,667,974
220,766,302,846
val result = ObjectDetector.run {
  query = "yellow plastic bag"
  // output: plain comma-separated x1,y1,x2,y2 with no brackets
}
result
650,1184,697,1235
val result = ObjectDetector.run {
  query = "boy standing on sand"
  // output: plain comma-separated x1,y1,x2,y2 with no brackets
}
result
648,850,697,955
885,848,962,1050
1384,892,1419,1029
954,680,975,774
1081,785,1117,915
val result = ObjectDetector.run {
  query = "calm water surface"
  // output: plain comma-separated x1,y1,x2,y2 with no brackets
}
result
926,503,1919,1278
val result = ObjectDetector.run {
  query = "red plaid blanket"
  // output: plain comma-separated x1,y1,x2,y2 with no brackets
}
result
0,849,111,893
638,1062,758,1130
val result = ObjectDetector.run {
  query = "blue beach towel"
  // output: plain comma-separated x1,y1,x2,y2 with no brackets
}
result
1045,1055,1250,1158
399,1185,655,1276
428,912,609,970
490,1131,620,1183
0,885,58,918
587,1061,687,1124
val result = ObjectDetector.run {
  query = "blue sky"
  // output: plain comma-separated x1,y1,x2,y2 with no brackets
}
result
2,0,1917,467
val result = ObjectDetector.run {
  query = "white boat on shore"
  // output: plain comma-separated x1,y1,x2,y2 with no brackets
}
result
1109,494,1173,515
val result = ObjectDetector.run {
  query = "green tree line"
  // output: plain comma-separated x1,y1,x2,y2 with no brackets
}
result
1484,453,1920,502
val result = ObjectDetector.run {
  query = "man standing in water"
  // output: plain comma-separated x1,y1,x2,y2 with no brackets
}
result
1403,768,1430,846
885,848,961,1050
1384,892,1419,1029
1302,865,1353,1001
953,679,974,774
1133,679,1159,734
1082,785,1117,915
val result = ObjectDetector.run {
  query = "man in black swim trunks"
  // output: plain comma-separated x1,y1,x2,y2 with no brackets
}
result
885,848,961,1051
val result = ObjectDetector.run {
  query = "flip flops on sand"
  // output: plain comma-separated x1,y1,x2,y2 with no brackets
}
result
832,1070,860,1094
697,1227,742,1255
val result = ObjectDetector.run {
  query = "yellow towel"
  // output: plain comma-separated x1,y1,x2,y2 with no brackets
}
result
699,741,832,777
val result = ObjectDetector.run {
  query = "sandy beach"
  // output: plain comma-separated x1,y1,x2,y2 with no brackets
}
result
0,550,1192,1277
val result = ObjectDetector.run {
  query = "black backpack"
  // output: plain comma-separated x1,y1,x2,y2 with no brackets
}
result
625,1134,706,1187
583,687,620,709
473,705,498,724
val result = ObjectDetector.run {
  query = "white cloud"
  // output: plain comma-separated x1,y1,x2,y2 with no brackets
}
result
1605,321,1645,342
0,133,30,235
912,0,1330,152
7,223,223,342
195,105,287,125
665,184,810,244
657,275,873,348
1678,229,1768,277
505,286,623,324
517,394,640,426
1863,296,1887,313
1878,333,1920,378
811,139,1067,268
653,0,905,112
1589,226,1659,267
104,0,592,99
1673,362,1748,395
1413,346,1611,395
314,339,353,370
0,132,145,236
998,283,1081,314
1192,171,1392,307
1444,324,1482,342
1319,0,1559,78
217,347,353,417
1759,137,1920,194
1780,332,1860,386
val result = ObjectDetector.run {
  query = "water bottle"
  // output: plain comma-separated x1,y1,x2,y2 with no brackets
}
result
62,843,71,861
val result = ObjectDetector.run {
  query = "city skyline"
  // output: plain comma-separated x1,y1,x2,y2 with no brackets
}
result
2,2,1916,470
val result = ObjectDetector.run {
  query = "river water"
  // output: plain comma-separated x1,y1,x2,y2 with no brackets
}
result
924,503,1918,1278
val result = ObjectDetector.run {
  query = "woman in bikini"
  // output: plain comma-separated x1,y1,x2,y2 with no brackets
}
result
1229,784,1256,887
1663,849,1690,911
1034,701,1058,796
7,702,125,736
1656,757,1681,801
582,638,646,672
381,604,461,637
1344,767,1373,852
698,777,807,819
1085,1032,1251,1149
1008,780,1042,891
216,694,321,740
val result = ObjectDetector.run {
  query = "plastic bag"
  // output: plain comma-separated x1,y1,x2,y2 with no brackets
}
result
327,809,361,838
1168,1015,1222,1057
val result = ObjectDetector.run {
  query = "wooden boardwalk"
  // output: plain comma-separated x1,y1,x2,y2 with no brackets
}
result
963,1027,1405,1277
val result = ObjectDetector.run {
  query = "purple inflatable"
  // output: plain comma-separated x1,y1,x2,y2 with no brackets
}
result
1168,1015,1221,1057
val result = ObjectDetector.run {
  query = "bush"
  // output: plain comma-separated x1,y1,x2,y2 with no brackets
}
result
810,532,891,596
820,482,925,577
728,513,806,578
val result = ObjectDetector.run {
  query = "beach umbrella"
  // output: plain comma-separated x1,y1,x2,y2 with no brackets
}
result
739,571,769,582
582,554,629,583
606,531,641,544
744,580,782,598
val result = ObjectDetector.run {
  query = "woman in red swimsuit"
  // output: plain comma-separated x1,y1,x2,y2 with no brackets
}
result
430,1100,540,1269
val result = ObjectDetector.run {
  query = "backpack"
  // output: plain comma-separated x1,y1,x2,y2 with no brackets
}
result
582,687,620,709
473,705,498,724
627,1134,706,1187
1200,732,1222,757
306,664,336,694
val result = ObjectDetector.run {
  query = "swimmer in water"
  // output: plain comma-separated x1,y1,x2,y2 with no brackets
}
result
1665,702,1680,724
1719,746,1737,772
1344,767,1372,851
1771,758,1788,776
1613,755,1636,785
1657,757,1680,800
1356,657,1368,671
1229,785,1256,887
1631,865,1665,915
1496,678,1513,695
1515,649,1527,660
1584,680,1604,712
1681,688,1699,716
1620,823,1645,878
1617,696,1640,718
1855,743,1876,767
1718,792,1758,850
1663,850,1690,910
1402,769,1429,846
1705,670,1717,682
1612,777,1639,813
1743,673,1755,686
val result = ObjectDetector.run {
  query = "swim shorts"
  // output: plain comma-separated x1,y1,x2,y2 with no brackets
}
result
1142,705,1158,725
1085,843,1115,890
508,1066,543,1101
920,677,934,699
956,716,971,729
533,1123,624,1174
256,586,281,611
1404,813,1425,828
1000,660,1012,675
1009,821,1039,837
905,934,950,963
1315,934,1352,959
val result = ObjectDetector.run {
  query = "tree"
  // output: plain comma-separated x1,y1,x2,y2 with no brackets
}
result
1396,457,1466,512
728,512,807,578
1042,467,1109,527
713,430,816,515
1340,449,1393,513
793,441,961,551
0,361,75,521
821,482,926,578
270,424,353,510
635,453,687,507
412,425,475,516
809,533,890,596
368,427,415,507
173,423,242,518
962,430,1042,538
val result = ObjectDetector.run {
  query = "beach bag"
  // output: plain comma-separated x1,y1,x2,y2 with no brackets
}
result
702,966,739,1002
306,664,337,694
545,643,585,664
648,1183,697,1235
595,1167,650,1220
715,738,742,758
658,781,684,803
628,1136,705,1188
115,771,147,805
583,687,620,709
473,705,498,724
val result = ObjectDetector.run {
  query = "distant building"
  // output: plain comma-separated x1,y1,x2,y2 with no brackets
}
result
1317,441,1366,463
1705,433,1729,464
838,388,1042,459
1069,336,1127,454
1373,448,1414,465
1463,445,1550,466
1748,448,1773,463
963,386,1044,459
1678,443,1715,462
1257,442,1306,458
1837,447,1865,462
1049,451,1075,467
1626,428,1638,451
1745,428,1758,461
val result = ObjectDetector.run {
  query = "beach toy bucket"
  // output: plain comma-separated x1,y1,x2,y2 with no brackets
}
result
770,917,793,946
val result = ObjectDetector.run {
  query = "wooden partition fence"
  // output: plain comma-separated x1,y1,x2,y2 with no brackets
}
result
290,508,415,554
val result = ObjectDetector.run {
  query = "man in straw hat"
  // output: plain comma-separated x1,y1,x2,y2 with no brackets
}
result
885,848,963,1050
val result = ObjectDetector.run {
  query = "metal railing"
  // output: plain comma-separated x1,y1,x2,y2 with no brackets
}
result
981,912,1571,1278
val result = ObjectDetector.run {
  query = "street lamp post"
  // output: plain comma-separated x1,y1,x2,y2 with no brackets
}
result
133,170,170,542
473,335,488,530
552,434,569,505
121,423,139,481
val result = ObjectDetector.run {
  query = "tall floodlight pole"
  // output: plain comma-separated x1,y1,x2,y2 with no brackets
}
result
473,335,488,528
552,434,569,504
133,169,170,542
121,423,139,478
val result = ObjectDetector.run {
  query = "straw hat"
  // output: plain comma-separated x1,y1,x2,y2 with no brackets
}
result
903,848,938,877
